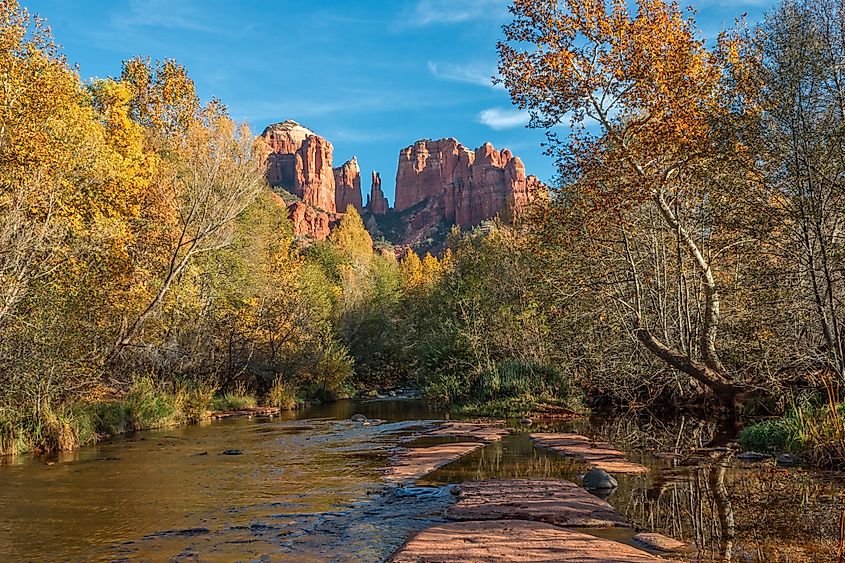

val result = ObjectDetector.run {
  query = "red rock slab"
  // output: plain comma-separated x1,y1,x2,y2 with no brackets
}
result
633,532,688,553
531,433,649,474
446,480,629,528
384,442,484,482
210,406,281,419
389,520,670,562
427,421,510,442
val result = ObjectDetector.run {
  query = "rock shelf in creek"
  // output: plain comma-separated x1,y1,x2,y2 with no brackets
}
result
389,520,671,562
386,424,685,561
383,421,509,482
531,432,650,474
445,479,629,528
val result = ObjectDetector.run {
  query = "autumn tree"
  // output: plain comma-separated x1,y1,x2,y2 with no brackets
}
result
499,0,752,412
108,104,267,362
744,0,845,382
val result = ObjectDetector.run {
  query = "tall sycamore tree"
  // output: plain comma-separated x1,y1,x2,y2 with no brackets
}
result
498,0,751,412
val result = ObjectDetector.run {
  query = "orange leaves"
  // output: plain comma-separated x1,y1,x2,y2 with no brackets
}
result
500,0,732,185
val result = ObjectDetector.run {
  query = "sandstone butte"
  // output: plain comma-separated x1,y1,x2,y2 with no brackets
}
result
260,120,542,244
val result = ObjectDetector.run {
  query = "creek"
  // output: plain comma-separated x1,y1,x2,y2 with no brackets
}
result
0,399,841,561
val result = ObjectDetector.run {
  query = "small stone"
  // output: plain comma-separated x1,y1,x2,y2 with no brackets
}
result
583,468,618,490
221,449,242,456
776,453,799,466
737,451,770,461
519,417,533,426
351,414,367,422
389,390,397,397
362,421,372,426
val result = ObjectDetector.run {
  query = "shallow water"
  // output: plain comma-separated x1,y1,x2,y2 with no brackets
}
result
0,399,842,561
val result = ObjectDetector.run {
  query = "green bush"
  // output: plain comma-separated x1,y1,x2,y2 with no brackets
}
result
738,419,793,453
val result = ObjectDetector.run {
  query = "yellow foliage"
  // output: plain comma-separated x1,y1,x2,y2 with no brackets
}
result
329,207,373,261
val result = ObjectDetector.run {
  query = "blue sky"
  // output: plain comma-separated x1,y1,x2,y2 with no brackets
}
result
28,0,775,204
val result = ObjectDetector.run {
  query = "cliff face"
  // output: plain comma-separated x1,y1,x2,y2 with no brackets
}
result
391,138,540,244
261,120,339,239
333,157,363,213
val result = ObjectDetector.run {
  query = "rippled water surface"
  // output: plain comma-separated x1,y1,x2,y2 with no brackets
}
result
1,400,843,561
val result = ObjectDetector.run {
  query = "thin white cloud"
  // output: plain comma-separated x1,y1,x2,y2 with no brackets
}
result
404,0,509,27
478,107,529,130
111,0,216,32
427,61,503,89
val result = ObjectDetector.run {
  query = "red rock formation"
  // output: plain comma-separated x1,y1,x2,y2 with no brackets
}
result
288,201,332,241
333,157,363,213
392,138,540,244
261,120,337,239
366,171,389,216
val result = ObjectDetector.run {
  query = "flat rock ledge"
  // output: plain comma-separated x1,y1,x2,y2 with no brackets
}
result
389,520,669,562
633,532,688,553
531,433,649,474
384,442,484,482
447,479,629,528
426,421,510,442
210,406,281,419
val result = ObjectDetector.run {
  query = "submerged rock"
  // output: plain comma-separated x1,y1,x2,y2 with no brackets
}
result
583,468,618,490
351,414,367,422
737,451,770,461
777,453,799,466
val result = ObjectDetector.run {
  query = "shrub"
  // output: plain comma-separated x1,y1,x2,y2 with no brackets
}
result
738,419,793,453
180,382,217,423
267,377,298,410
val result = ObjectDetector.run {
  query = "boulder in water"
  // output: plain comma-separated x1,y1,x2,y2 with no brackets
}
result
351,414,367,422
519,417,533,426
737,451,770,461
583,468,618,490
776,453,799,466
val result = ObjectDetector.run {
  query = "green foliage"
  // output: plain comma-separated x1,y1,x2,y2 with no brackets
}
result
738,419,794,453
267,377,299,410
93,377,182,435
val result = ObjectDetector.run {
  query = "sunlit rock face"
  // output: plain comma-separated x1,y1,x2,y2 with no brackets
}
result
334,156,363,214
261,120,338,239
366,171,389,216
392,138,542,245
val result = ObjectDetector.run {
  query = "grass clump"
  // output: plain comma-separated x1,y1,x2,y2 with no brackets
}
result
267,377,299,410
739,388,845,468
0,404,97,456
211,382,257,412
94,376,183,435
